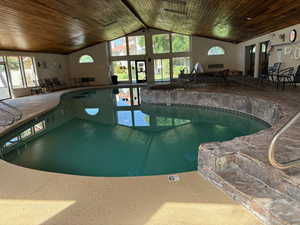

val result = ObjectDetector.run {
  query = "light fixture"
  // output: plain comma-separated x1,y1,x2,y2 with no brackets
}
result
246,17,252,21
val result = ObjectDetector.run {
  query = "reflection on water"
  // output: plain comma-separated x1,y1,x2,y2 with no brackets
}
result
0,88,270,177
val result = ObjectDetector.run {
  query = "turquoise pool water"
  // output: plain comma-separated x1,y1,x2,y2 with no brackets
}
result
0,88,270,177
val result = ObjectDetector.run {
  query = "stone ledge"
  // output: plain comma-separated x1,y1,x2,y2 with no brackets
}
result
141,87,300,225
141,88,282,125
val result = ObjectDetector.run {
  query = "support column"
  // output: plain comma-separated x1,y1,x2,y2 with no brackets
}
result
254,43,260,78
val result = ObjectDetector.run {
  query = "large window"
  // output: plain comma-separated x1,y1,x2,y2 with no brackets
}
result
22,57,37,87
128,36,146,55
171,33,190,53
109,32,191,82
154,59,170,81
172,57,190,78
79,55,94,63
0,61,10,100
110,37,127,56
208,46,225,56
110,35,147,83
152,34,170,54
4,56,38,89
7,56,23,89
152,33,190,79
112,61,129,81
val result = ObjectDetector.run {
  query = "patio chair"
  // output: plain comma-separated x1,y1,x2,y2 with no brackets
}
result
277,67,294,90
52,77,66,90
38,79,50,93
259,66,273,86
44,78,56,92
280,65,300,88
269,63,282,83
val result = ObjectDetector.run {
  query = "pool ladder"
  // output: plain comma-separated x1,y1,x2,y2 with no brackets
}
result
0,101,22,126
268,112,300,169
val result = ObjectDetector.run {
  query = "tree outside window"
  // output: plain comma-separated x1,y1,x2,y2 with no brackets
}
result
172,34,190,53
152,34,170,54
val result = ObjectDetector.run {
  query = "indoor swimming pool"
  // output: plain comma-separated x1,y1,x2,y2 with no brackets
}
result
0,87,270,177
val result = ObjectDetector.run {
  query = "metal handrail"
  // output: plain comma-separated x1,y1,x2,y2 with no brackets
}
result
0,108,15,126
268,112,300,169
0,101,23,126
0,101,22,120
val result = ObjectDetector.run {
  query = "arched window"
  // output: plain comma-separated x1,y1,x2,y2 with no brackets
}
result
208,46,225,56
79,55,94,63
84,108,99,116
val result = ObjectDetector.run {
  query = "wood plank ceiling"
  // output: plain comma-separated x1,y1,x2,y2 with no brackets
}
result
1,0,300,54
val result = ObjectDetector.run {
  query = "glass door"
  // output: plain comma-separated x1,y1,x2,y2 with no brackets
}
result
245,45,256,77
259,41,270,75
0,63,11,100
135,60,147,83
130,61,137,83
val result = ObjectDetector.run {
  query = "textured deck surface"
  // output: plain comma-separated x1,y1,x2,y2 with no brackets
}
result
0,85,262,225
142,81,300,224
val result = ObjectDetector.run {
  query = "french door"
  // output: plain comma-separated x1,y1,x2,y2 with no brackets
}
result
259,41,270,75
130,60,147,83
246,45,256,77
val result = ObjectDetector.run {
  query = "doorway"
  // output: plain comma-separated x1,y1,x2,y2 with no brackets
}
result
245,45,256,76
0,63,11,100
130,60,147,83
259,41,270,75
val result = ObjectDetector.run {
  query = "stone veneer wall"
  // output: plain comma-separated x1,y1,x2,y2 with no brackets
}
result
141,88,282,125
141,88,300,225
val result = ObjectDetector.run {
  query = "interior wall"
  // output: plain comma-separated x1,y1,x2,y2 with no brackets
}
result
238,23,300,77
68,43,110,86
0,51,68,98
67,28,240,85
191,36,239,71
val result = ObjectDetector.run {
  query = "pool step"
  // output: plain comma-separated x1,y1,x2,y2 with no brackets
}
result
198,146,300,225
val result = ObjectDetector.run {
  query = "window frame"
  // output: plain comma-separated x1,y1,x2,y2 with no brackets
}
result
208,46,226,56
154,58,171,82
111,60,130,82
6,56,26,89
128,35,146,56
110,37,128,57
22,56,38,87
4,56,38,89
172,56,191,79
151,32,191,80
171,33,190,53
79,55,95,64
152,33,171,54
109,32,191,82
109,34,147,83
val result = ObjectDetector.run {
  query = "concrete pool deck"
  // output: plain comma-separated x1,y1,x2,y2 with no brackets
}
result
143,83,300,224
0,83,299,225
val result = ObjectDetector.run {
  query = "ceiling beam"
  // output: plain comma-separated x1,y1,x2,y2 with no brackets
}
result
120,0,148,29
